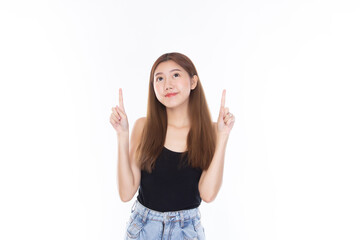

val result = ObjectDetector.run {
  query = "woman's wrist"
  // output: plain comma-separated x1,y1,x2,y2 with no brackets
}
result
117,131,129,139
216,133,229,145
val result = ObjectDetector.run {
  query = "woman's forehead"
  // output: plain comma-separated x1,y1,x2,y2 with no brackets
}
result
154,61,184,75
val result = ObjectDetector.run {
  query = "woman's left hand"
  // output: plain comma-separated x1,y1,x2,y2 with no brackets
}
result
217,89,235,136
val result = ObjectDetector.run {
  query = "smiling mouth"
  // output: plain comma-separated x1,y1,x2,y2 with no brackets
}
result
166,93,178,97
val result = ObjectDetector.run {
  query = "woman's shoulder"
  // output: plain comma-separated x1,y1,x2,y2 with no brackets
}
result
130,117,146,146
133,117,146,131
135,116,146,124
212,121,218,136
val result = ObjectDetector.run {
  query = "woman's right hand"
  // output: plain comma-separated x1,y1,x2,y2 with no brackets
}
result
110,88,129,134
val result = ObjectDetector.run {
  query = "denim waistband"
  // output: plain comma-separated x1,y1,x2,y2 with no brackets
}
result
131,200,201,227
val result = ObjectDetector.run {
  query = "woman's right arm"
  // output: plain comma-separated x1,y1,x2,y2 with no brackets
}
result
110,88,145,202
116,117,145,202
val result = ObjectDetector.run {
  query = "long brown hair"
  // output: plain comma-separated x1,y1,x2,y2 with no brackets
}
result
135,52,216,173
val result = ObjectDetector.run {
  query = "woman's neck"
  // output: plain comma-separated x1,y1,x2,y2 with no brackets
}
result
166,104,191,128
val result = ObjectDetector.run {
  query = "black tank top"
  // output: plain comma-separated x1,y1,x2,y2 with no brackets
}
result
136,146,203,212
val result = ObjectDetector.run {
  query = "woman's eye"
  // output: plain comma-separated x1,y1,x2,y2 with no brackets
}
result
156,73,179,81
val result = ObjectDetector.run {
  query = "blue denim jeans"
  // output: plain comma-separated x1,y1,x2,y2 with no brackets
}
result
124,200,206,240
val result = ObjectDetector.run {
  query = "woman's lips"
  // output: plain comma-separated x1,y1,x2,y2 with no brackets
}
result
165,93,178,97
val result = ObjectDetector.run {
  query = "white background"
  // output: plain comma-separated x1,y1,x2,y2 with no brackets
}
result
1,0,359,239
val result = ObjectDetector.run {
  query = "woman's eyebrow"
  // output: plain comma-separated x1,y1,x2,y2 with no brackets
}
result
155,69,182,76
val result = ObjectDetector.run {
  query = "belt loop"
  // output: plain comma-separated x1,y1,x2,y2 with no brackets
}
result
142,208,149,223
131,200,136,213
180,211,184,228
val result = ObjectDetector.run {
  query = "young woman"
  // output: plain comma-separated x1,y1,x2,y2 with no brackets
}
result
110,52,235,240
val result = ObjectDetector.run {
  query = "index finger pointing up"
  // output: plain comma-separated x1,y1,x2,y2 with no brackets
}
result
119,88,125,111
221,89,226,108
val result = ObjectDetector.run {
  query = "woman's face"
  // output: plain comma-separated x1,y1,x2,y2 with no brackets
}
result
153,60,197,109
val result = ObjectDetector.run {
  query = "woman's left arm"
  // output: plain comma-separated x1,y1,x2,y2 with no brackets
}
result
198,89,235,203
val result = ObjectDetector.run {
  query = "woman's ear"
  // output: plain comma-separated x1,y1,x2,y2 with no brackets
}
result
191,75,198,90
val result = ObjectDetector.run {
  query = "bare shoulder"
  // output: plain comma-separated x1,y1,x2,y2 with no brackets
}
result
135,117,146,127
131,117,146,139
212,121,217,136
129,117,146,166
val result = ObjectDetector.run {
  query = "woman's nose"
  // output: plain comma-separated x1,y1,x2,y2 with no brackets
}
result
164,78,173,90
